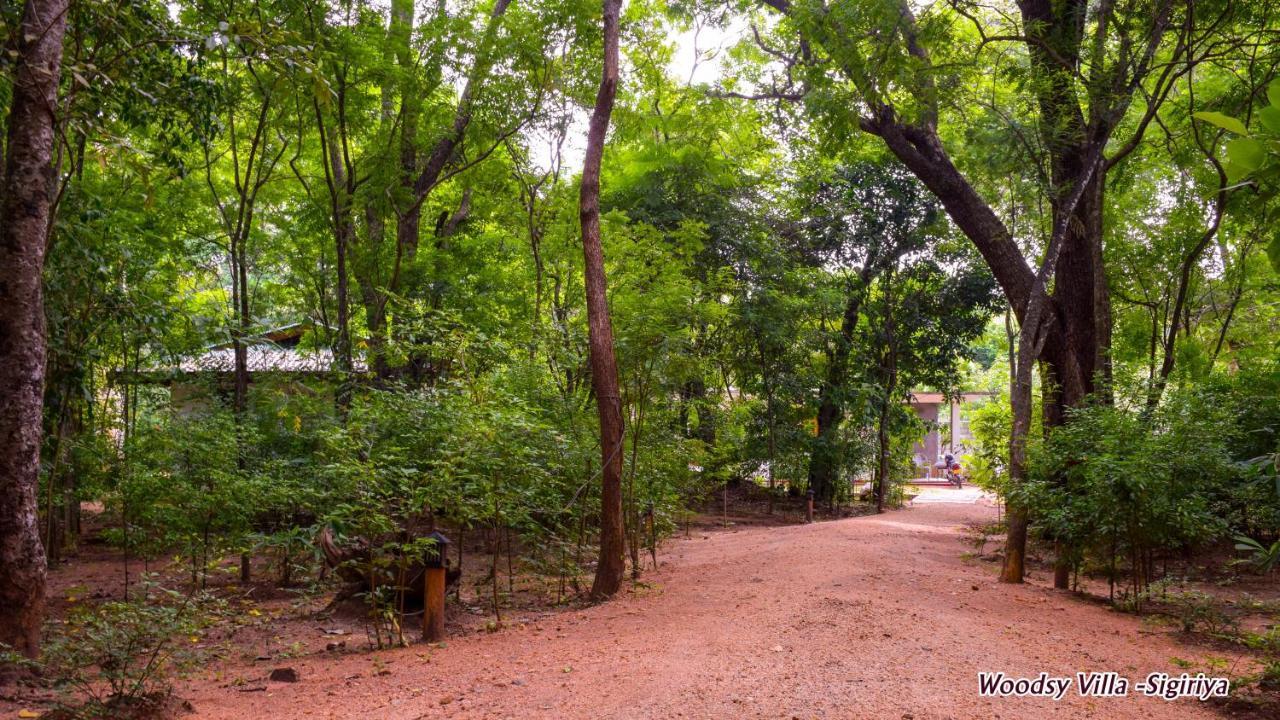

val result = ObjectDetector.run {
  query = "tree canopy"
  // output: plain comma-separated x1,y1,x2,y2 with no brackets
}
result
1,0,1278,691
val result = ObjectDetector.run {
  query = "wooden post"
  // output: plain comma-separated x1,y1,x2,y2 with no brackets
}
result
424,566,446,642
722,480,728,527
806,488,814,523
645,502,656,570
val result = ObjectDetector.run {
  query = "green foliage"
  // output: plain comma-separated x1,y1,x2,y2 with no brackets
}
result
1157,586,1239,637
16,0,1280,654
1019,369,1280,598
1191,79,1280,272
1018,388,1240,595
1193,79,1280,186
1196,366,1280,537
964,395,1010,484
105,405,258,582
1241,627,1280,690
3,581,220,715
1233,535,1280,575
252,526,321,587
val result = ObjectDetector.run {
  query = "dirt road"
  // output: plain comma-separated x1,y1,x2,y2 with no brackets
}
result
187,501,1231,719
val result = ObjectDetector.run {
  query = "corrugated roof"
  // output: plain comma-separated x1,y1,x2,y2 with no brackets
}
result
148,320,368,376
176,345,367,373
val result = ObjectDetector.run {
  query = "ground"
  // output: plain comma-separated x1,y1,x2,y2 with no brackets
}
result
6,490,1268,719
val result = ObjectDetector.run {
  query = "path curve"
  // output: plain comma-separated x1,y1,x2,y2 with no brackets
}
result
188,502,1226,719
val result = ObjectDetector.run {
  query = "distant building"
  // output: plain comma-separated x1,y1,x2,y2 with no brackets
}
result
129,321,365,411
906,391,992,478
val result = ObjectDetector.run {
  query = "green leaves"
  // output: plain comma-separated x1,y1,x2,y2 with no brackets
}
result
1226,137,1266,173
1259,106,1280,136
1233,534,1280,575
1193,111,1249,137
1191,80,1280,275
1191,112,1262,182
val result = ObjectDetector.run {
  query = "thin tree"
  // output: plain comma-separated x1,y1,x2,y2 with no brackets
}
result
0,0,69,660
199,20,290,582
581,0,626,600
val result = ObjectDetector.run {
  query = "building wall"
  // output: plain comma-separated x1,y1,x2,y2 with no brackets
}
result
908,395,988,477
910,402,941,468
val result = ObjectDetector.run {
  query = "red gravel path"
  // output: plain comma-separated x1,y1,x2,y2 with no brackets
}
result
184,502,1230,719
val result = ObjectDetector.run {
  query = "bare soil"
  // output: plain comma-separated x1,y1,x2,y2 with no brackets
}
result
8,497,1271,719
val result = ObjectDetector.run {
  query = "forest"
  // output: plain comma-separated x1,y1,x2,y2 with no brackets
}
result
0,0,1278,718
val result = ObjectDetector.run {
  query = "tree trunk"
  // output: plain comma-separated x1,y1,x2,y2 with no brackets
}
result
314,101,356,410
860,0,1123,582
1000,144,1106,582
1000,315,1041,583
807,276,869,505
333,214,355,410
0,0,68,660
582,0,625,601
873,269,898,513
233,235,250,417
753,0,1164,578
878,363,896,511
232,230,250,588
875,398,890,514
357,205,391,381
756,1,1182,561
756,335,778,514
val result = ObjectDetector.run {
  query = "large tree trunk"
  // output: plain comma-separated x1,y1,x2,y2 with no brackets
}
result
857,0,1134,583
869,121,1102,586
807,294,859,505
1037,171,1107,588
998,148,1107,583
1000,344,1036,583
0,0,68,661
808,378,844,504
582,0,625,601
873,273,898,514
807,268,874,505
757,10,1180,559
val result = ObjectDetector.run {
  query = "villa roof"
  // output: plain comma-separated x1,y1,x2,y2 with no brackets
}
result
128,320,367,382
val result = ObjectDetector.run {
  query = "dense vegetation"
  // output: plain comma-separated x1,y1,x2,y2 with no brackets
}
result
1,0,1279,709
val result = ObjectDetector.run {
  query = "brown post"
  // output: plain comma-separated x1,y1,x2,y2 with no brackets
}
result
722,481,728,527
424,566,446,642
806,488,814,523
645,503,656,570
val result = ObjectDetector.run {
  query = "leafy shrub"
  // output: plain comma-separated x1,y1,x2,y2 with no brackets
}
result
252,526,321,587
1018,387,1239,601
1196,366,1280,538
105,409,257,586
1241,627,1280,690
1233,535,1280,575
1160,588,1239,636
4,582,219,717
964,393,1041,500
